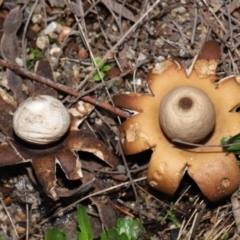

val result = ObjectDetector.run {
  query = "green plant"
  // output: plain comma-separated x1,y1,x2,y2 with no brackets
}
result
26,48,42,70
44,227,66,240
101,217,146,240
92,57,111,81
158,202,181,227
221,133,240,154
77,205,93,240
44,205,146,240
150,236,157,240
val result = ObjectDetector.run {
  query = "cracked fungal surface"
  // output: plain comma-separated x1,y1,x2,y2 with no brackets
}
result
113,42,240,202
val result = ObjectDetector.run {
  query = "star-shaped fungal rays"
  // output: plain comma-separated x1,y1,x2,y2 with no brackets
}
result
0,95,117,200
113,42,240,202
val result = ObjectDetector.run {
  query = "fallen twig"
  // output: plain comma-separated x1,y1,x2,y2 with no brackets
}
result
0,59,129,118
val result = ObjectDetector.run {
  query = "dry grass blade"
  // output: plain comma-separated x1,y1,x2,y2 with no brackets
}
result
0,199,19,238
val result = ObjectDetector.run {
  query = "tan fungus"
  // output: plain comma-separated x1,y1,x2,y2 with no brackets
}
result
113,41,240,202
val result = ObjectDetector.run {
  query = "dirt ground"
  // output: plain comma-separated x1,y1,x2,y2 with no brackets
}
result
0,0,240,239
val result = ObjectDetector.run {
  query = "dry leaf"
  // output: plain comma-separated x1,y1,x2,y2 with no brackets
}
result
1,34,19,63
48,0,65,7
68,2,83,17
6,69,27,103
31,59,58,97
2,6,22,35
101,0,136,22
82,172,118,230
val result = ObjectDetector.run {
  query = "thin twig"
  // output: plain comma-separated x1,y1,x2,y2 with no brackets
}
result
0,59,129,118
116,199,154,220
224,0,233,47
38,176,147,226
172,138,240,148
21,0,39,69
191,1,198,45
0,199,19,238
117,138,143,221
80,0,162,84
231,187,240,235
25,203,30,240
202,0,226,33
190,201,207,239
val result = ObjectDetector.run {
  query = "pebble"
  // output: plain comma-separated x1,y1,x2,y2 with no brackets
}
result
44,22,58,35
36,35,49,50
32,14,42,24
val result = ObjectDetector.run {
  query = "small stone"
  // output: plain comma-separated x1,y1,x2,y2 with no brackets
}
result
36,35,49,50
16,57,24,67
32,14,42,24
78,48,88,59
31,24,41,33
44,22,58,35
57,26,71,43
49,44,61,56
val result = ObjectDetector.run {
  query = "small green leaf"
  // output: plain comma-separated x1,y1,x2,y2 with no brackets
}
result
77,206,93,240
94,57,105,69
221,133,240,154
119,233,129,240
31,48,42,59
26,48,42,71
93,71,105,81
44,228,66,240
102,65,111,72
166,210,181,227
106,228,119,240
117,218,146,239
221,136,231,145
222,133,240,144
77,232,89,240
100,230,108,240
0,236,3,240
225,144,240,153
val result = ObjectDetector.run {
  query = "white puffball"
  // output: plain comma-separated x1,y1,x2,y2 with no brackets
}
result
159,86,216,143
13,95,70,144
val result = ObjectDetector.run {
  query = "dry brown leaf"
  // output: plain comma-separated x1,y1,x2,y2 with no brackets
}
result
0,93,118,200
48,0,65,7
82,172,118,230
228,0,240,13
31,59,58,97
68,2,83,17
0,6,25,103
6,69,27,103
1,34,19,63
2,6,22,35
101,0,136,22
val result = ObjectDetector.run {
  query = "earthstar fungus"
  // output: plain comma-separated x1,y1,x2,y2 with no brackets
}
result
0,93,117,200
0,7,118,201
113,41,240,202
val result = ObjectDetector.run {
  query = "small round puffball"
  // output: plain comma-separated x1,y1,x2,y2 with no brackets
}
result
159,86,216,143
13,95,70,144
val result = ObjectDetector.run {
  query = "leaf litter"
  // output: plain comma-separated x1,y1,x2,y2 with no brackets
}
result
0,0,239,239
